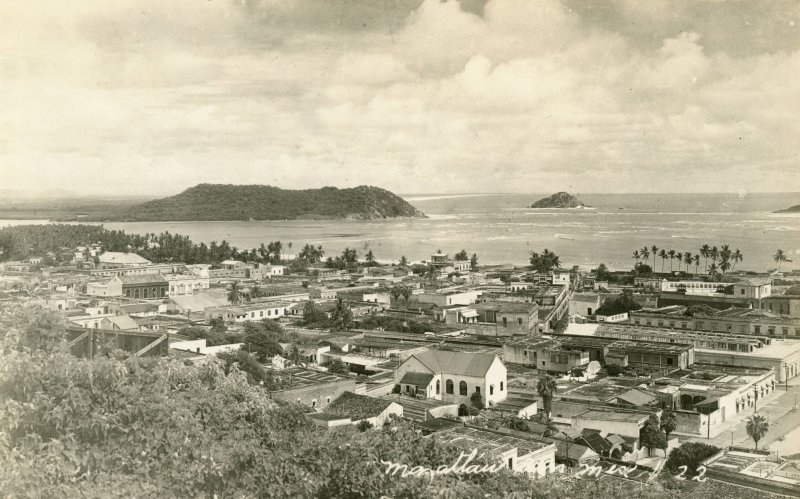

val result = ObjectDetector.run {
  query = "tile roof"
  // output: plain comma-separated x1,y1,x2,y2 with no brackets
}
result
614,388,656,406
412,350,500,378
577,410,649,423
399,372,434,388
118,274,168,285
576,431,613,454
550,439,597,461
737,278,771,287
105,315,139,330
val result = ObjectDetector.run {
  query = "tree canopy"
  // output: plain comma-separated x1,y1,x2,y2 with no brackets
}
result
529,249,561,273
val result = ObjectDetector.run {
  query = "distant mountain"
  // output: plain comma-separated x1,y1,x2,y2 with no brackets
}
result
96,184,426,221
529,192,585,208
775,204,800,213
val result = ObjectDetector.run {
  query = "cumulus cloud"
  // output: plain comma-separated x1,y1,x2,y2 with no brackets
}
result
0,0,798,195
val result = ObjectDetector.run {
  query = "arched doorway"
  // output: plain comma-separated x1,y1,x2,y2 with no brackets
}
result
458,404,470,416
611,448,622,459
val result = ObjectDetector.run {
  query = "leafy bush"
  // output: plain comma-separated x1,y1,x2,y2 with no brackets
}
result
242,321,284,362
666,442,720,475
355,420,374,432
328,359,350,375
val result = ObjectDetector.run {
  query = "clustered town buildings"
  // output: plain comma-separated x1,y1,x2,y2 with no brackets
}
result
2,246,800,486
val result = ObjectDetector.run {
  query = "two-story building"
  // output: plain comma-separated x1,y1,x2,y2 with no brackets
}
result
205,301,290,323
166,274,210,296
733,278,771,300
416,288,480,307
465,301,539,337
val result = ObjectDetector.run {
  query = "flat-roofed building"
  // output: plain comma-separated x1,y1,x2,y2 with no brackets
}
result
503,337,589,374
596,323,769,354
435,425,557,477
465,301,539,337
90,263,184,277
733,278,771,299
694,340,800,383
166,274,210,296
630,306,800,338
417,288,480,307
661,280,736,295
86,278,123,297
569,292,603,317
605,340,693,371
270,367,356,410
205,301,290,323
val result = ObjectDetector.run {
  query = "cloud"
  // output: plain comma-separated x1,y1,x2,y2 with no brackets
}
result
0,0,798,195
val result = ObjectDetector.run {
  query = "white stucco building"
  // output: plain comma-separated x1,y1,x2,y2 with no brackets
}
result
167,274,210,296
394,350,507,412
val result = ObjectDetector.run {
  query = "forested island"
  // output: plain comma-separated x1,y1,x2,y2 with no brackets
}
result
528,192,586,208
91,184,426,221
775,204,800,213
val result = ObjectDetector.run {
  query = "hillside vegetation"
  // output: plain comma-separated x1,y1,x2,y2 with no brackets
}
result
95,184,426,221
0,306,681,498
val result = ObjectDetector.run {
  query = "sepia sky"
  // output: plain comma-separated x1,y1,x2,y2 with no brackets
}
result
1,0,799,196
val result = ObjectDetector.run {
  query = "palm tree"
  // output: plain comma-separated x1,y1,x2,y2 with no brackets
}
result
640,247,650,269
774,249,789,272
365,250,375,265
720,244,731,262
632,250,641,267
299,244,313,262
710,246,719,264
288,344,305,367
732,249,743,270
683,252,693,273
719,256,732,276
650,245,659,271
708,263,719,281
667,250,676,272
227,281,241,305
746,414,769,449
659,249,667,273
693,254,700,276
399,256,408,267
424,265,439,286
536,374,558,424
700,244,711,270
332,298,353,331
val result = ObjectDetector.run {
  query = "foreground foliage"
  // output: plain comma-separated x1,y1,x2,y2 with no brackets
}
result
0,308,683,498
0,347,689,498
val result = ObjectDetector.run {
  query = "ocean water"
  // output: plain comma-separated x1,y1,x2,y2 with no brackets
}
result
3,192,799,272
